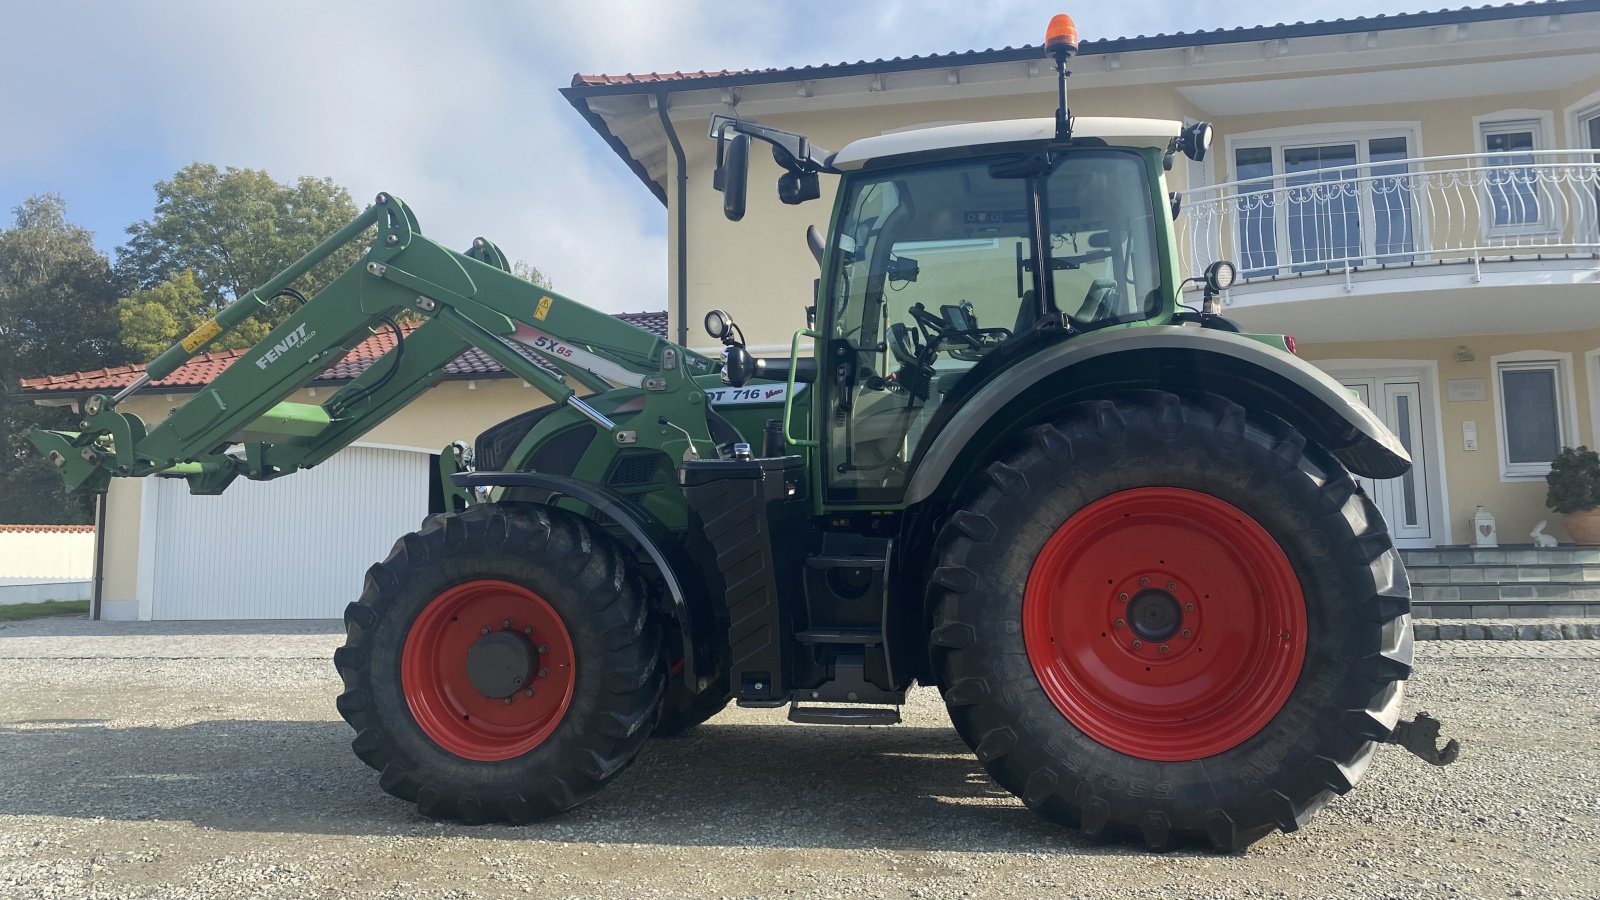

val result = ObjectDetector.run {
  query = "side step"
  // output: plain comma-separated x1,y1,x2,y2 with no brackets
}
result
787,704,901,726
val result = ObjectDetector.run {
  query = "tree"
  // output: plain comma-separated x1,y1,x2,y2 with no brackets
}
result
117,164,362,352
0,195,125,524
117,270,208,360
513,260,553,289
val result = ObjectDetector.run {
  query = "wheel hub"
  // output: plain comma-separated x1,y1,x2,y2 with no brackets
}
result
400,579,576,762
467,630,536,699
1022,487,1307,761
1126,589,1182,642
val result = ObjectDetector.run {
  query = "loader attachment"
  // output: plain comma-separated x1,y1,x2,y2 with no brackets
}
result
28,193,715,497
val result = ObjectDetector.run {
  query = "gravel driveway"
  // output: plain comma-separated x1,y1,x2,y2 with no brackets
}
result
0,618,1596,899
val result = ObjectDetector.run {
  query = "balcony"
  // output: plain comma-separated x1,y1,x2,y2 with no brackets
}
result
1176,151,1600,339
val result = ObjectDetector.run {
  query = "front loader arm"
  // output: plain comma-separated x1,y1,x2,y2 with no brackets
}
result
30,193,714,496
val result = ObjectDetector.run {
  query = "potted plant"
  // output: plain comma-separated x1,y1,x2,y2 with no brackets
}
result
1547,446,1600,545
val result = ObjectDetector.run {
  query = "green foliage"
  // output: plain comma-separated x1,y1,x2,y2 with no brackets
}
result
117,270,208,360
116,164,362,352
513,260,553,289
0,194,125,524
0,599,90,622
1547,446,1600,514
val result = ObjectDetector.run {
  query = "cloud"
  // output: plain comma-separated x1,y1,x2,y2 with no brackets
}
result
2,0,1432,313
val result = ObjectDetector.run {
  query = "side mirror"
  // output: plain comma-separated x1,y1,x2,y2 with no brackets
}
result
721,134,750,221
805,225,825,267
721,344,754,387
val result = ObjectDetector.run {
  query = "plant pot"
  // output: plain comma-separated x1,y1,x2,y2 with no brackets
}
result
1563,508,1600,545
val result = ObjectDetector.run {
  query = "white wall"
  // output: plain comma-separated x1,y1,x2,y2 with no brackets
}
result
0,528,94,606
0,529,93,578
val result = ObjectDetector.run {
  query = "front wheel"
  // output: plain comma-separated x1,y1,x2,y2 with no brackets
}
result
334,503,663,824
929,392,1412,851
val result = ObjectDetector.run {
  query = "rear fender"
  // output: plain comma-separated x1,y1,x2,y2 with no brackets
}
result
903,326,1410,507
451,470,718,691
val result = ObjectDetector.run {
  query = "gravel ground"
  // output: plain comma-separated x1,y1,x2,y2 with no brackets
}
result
0,619,1597,899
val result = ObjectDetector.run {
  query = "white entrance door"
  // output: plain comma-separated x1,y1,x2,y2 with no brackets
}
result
1340,378,1434,547
142,446,430,619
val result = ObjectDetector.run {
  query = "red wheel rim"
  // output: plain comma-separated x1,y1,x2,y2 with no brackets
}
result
401,579,575,761
1022,487,1306,761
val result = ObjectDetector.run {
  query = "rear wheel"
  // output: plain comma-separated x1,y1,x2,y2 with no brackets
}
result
335,503,663,824
929,392,1412,851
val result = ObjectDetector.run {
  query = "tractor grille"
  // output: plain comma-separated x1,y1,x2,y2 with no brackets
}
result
607,452,663,488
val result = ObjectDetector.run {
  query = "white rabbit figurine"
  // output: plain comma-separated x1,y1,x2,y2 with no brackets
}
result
1530,520,1559,548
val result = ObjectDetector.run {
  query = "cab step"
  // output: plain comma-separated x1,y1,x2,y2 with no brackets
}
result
787,704,901,726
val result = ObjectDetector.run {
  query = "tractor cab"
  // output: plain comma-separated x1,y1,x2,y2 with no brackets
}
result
710,105,1215,501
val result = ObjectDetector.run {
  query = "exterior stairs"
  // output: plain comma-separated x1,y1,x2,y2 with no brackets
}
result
1401,546,1600,619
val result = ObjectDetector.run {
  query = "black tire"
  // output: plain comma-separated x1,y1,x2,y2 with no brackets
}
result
654,674,731,737
928,391,1412,851
334,502,663,824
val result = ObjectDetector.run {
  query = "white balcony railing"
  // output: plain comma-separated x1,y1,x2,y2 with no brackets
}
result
1178,150,1600,285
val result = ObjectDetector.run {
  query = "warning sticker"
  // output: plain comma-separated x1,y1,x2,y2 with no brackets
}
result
180,320,223,354
534,295,553,321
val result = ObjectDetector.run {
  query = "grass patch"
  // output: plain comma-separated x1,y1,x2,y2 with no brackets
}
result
0,599,91,621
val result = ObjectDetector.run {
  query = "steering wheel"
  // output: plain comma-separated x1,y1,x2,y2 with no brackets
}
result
906,303,1012,353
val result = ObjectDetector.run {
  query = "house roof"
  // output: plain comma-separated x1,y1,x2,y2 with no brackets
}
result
562,0,1600,201
19,310,670,396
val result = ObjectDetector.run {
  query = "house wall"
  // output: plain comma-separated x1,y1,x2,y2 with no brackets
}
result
1300,326,1600,545
96,378,551,614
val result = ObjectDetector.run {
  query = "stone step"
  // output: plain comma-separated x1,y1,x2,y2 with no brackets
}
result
1400,546,1600,566
1413,621,1600,640
1406,564,1600,585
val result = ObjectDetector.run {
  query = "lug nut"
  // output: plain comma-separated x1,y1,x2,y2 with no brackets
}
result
503,697,514,705
1131,640,1143,649
502,619,512,629
481,627,491,636
1117,592,1129,602
538,668,549,679
1181,629,1193,639
525,688,536,698
1184,603,1195,612
536,645,548,654
523,626,533,635
1167,581,1177,591
1114,619,1126,629
1139,577,1150,587
1159,644,1169,654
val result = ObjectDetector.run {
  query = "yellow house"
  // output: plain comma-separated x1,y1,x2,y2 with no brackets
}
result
563,0,1600,559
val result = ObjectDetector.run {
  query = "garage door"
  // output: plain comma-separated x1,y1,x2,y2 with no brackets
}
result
146,447,430,619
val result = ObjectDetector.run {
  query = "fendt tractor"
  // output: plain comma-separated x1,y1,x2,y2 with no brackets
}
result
30,15,1458,850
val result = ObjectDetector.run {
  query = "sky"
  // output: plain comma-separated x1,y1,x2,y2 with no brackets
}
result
2,0,1430,313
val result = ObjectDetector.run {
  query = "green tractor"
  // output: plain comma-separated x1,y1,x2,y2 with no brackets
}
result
30,14,1454,850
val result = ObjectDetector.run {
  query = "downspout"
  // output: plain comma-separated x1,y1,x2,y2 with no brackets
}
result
656,91,689,347
91,490,106,621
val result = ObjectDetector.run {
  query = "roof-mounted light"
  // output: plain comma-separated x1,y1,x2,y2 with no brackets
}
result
1044,14,1080,60
1044,15,1080,140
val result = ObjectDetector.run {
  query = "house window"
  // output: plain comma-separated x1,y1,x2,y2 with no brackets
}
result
1479,119,1547,232
1229,129,1417,278
1494,354,1572,479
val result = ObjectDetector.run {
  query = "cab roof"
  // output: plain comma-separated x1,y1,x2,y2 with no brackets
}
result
829,117,1182,170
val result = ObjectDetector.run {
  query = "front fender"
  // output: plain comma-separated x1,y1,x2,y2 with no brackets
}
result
904,326,1410,506
451,470,717,692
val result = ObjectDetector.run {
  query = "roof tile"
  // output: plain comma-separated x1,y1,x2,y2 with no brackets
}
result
570,2,1588,87
19,311,670,395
